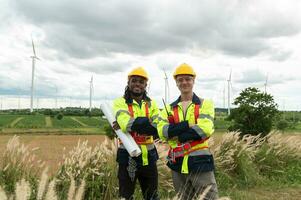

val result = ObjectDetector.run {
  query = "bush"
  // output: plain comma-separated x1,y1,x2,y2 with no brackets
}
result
56,113,64,120
276,120,289,132
103,123,116,140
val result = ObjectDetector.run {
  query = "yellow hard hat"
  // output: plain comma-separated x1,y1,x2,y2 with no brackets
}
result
173,63,196,79
128,67,149,80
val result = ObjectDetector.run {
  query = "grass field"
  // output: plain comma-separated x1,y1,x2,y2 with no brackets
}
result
0,114,301,199
0,133,300,199
0,115,19,127
0,115,105,134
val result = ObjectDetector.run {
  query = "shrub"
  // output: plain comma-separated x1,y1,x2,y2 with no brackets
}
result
276,120,289,132
56,113,64,120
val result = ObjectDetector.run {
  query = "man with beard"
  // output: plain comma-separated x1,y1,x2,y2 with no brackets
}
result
113,67,160,200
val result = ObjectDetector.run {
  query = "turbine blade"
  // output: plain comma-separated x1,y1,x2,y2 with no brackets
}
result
31,37,37,57
163,69,167,79
265,73,268,85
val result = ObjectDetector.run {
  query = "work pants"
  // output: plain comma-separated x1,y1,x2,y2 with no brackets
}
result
118,162,159,200
172,170,218,200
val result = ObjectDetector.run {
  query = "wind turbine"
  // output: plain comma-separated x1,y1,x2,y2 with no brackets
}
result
30,36,40,112
163,68,169,104
227,69,232,115
223,83,225,109
54,85,58,109
264,73,268,93
89,76,94,112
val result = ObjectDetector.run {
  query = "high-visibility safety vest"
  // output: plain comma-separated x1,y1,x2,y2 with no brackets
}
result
157,93,215,174
113,97,159,166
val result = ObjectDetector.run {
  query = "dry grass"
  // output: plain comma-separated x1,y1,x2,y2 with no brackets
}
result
0,135,107,174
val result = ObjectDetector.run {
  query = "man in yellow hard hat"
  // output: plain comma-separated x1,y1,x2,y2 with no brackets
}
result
157,63,218,199
113,67,160,200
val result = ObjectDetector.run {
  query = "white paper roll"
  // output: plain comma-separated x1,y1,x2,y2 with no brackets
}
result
100,102,141,157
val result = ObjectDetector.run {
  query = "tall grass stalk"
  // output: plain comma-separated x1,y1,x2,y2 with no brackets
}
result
37,167,49,200
0,185,8,200
45,179,58,200
15,179,31,200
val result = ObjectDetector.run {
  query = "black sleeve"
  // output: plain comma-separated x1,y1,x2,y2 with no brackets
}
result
178,128,202,143
143,125,159,138
131,117,150,133
167,121,189,138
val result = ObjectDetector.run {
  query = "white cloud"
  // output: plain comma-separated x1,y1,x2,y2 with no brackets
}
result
0,0,301,110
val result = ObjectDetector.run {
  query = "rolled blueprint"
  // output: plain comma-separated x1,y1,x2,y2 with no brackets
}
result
100,101,141,157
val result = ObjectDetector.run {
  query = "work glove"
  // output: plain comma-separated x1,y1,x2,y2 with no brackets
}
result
167,121,189,138
178,128,202,143
131,117,151,133
142,124,159,138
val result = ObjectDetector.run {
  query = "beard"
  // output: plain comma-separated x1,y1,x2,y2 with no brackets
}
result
130,90,144,97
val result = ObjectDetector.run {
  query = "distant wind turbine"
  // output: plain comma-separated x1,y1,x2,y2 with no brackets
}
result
89,76,94,112
223,83,225,109
30,36,40,112
163,68,169,104
55,85,58,109
227,69,232,115
264,73,268,93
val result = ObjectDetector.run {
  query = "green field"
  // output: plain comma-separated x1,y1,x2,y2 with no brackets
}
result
1,113,301,135
0,115,19,127
13,115,46,128
74,116,103,127
0,115,104,135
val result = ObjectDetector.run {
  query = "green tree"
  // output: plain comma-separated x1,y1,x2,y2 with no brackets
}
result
228,87,279,136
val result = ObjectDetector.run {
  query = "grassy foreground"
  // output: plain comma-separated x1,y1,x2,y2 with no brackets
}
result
0,132,300,199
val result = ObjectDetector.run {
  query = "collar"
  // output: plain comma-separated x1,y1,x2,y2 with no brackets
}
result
170,93,201,107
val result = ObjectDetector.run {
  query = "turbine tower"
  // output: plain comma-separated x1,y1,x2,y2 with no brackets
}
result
264,73,268,93
55,85,58,109
30,37,40,112
163,69,169,104
89,76,93,112
223,83,225,109
227,69,232,115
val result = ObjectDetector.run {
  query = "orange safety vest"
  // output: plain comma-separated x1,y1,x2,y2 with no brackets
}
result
127,103,153,145
168,103,209,162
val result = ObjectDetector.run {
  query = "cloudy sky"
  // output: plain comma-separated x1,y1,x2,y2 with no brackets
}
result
0,0,300,110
